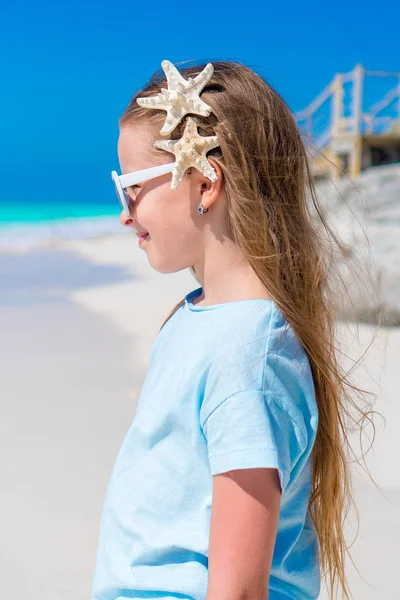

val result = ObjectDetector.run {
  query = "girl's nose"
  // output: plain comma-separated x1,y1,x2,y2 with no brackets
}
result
119,201,135,227
120,210,133,227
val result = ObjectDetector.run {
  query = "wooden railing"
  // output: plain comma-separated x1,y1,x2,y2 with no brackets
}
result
295,65,400,176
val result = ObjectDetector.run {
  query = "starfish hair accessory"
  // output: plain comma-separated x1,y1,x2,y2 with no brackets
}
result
136,59,220,190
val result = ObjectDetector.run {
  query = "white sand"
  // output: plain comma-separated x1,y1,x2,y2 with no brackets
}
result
1,233,399,599
66,234,199,372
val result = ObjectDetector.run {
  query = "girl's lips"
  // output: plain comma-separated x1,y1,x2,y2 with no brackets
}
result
138,233,150,246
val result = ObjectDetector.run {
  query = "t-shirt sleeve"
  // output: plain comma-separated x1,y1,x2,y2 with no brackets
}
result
199,351,311,494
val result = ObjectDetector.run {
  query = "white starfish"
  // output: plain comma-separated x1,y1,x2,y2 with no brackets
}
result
136,60,215,135
154,117,220,189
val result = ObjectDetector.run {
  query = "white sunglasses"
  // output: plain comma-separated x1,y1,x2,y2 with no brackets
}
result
111,161,178,216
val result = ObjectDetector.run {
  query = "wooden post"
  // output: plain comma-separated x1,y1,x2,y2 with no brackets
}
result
331,74,343,180
351,64,364,178
332,74,343,134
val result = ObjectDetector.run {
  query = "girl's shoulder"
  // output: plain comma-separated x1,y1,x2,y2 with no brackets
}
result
204,302,317,441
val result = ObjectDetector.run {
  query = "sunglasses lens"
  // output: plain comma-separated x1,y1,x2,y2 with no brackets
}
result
122,190,131,210
112,176,130,214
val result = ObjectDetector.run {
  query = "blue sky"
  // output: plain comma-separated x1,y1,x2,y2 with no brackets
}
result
0,0,399,208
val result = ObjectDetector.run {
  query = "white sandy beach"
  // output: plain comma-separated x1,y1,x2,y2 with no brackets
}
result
1,231,399,599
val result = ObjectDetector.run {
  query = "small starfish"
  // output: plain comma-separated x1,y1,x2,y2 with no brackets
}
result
136,60,214,135
154,117,220,189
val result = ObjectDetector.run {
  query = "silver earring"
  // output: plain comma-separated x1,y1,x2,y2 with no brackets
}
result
198,202,209,214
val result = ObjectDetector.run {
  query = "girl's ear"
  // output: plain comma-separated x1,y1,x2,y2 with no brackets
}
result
208,157,224,183
203,158,224,193
199,158,224,211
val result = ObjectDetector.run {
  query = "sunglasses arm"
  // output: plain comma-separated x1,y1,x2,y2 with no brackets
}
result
118,161,177,188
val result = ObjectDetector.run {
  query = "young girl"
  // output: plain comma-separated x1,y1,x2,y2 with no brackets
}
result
92,59,369,600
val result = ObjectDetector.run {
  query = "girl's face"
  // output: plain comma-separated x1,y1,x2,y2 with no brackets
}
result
117,121,223,274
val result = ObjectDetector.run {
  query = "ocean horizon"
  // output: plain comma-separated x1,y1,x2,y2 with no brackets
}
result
0,200,126,252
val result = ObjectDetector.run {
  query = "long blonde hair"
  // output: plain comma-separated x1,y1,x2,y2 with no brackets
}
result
119,59,379,599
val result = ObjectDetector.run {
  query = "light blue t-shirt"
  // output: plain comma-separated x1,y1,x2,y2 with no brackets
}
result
92,286,320,600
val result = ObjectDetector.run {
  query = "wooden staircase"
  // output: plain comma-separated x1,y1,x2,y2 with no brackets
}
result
296,64,400,180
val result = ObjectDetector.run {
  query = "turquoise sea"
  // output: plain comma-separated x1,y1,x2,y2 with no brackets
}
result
0,200,124,252
0,199,120,224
